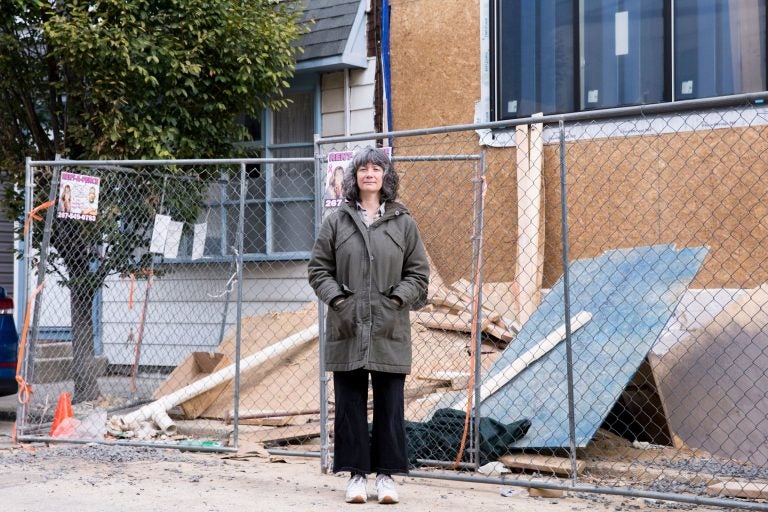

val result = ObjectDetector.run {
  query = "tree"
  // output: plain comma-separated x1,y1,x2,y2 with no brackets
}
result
0,0,306,401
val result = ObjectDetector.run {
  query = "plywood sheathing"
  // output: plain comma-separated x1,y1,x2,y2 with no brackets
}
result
650,284,768,467
389,0,480,129
198,304,321,420
396,147,520,339
389,0,768,290
401,128,768,292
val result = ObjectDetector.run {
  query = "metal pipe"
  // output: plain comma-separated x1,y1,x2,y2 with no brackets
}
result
232,162,247,450
316,91,768,144
469,151,487,467
558,120,580,485
406,471,768,511
314,134,331,475
26,165,62,387
267,449,321,458
31,158,315,166
15,435,237,453
132,176,168,386
391,155,482,162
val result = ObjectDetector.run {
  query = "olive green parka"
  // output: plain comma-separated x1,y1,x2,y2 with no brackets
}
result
307,201,429,374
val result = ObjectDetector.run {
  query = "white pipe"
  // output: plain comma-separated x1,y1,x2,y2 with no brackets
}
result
118,325,319,432
451,311,592,409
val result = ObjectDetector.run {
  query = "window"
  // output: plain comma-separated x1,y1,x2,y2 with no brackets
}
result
495,0,576,118
193,88,317,261
675,1,766,100
581,1,668,109
492,0,767,120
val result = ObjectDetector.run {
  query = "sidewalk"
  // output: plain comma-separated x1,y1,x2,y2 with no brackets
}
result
0,392,717,512
0,417,715,512
0,393,16,419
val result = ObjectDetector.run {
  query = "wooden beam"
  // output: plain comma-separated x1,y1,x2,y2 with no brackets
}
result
514,120,544,325
500,453,585,477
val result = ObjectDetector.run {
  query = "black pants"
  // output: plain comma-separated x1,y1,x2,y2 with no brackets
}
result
332,369,408,475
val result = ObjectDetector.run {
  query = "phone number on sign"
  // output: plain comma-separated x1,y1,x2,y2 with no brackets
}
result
57,212,96,222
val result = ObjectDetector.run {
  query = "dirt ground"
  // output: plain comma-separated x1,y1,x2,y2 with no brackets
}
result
0,420,732,512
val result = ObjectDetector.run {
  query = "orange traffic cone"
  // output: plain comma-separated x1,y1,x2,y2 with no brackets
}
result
50,391,73,436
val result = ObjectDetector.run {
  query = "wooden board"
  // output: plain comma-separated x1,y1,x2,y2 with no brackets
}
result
651,284,768,467
500,453,585,476
514,123,543,325
528,488,565,498
237,424,323,444
707,481,768,499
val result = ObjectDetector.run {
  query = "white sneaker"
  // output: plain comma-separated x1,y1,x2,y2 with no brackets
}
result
375,474,399,504
345,474,368,503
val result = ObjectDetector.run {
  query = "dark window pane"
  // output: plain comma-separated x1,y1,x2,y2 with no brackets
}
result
582,0,667,109
271,147,314,198
497,0,575,118
200,200,227,257
228,204,266,254
236,113,262,142
272,202,314,253
272,91,315,144
675,0,766,100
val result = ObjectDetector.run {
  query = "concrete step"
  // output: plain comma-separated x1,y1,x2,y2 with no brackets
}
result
22,342,109,384
34,342,73,359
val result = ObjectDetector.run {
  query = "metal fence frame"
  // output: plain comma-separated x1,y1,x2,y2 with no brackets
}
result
309,93,768,511
14,91,768,510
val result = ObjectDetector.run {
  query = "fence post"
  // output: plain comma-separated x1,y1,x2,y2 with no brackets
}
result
558,120,579,485
469,150,487,467
231,162,247,450
314,135,331,474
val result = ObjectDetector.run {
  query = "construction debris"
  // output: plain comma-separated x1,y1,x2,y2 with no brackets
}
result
651,284,768,467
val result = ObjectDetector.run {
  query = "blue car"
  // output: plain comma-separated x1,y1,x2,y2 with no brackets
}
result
0,287,18,395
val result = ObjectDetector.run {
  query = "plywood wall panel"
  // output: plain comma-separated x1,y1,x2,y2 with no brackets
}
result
389,0,480,130
386,0,768,289
399,126,768,292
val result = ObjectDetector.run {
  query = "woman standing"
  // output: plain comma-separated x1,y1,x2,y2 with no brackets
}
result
308,147,429,504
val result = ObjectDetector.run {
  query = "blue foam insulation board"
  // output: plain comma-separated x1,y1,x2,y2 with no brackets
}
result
446,244,708,449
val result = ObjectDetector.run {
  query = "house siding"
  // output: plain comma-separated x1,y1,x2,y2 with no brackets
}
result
321,58,378,138
100,262,315,367
0,182,15,297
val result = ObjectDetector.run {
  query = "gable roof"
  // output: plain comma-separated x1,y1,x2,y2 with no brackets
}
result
295,0,368,72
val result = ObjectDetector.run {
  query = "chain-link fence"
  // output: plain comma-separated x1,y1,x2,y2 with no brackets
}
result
16,158,318,452
316,100,768,510
15,97,768,509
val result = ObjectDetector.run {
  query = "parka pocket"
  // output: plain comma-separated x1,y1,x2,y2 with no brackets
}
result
327,294,357,341
373,292,408,342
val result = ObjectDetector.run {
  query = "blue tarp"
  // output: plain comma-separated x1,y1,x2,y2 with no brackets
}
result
446,244,708,449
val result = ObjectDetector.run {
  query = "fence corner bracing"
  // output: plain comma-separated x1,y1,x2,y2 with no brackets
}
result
17,97,768,509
